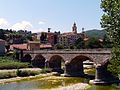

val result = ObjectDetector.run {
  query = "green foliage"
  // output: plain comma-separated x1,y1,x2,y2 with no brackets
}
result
0,57,31,69
101,0,120,77
85,37,102,48
75,37,85,49
85,29,106,39
0,71,17,79
16,69,40,77
102,34,113,48
55,44,64,49
107,46,120,77
0,29,6,40
101,0,120,45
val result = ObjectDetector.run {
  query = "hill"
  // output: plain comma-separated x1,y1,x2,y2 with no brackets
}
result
85,29,106,39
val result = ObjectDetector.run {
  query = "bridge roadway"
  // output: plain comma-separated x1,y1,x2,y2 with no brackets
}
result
17,49,119,84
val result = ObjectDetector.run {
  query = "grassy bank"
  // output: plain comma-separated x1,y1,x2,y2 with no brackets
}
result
0,69,41,79
0,57,31,69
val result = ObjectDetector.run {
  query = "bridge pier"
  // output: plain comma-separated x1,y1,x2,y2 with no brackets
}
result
64,61,84,77
92,64,120,85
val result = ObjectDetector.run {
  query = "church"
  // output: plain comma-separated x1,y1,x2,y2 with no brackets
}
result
58,22,87,48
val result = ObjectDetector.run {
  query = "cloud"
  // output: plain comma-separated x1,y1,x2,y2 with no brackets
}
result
0,18,8,26
32,28,47,33
38,21,45,25
11,21,33,30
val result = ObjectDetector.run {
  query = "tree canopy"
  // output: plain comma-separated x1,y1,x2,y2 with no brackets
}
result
101,0,120,45
101,0,120,76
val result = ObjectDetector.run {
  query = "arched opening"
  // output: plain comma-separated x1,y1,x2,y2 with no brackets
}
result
49,55,65,73
32,54,45,68
65,55,94,77
21,54,32,63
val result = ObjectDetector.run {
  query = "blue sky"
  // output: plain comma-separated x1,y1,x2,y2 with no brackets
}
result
0,0,103,33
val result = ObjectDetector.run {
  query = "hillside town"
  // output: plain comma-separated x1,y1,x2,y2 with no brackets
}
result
0,0,120,89
0,22,112,56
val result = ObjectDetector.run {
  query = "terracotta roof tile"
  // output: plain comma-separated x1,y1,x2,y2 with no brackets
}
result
11,44,27,50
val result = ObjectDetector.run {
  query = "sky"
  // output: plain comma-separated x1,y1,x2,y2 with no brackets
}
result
0,0,103,33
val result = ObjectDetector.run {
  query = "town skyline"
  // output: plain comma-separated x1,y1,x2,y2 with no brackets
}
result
0,0,102,33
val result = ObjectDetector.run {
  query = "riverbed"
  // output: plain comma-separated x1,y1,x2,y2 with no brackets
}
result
0,69,120,90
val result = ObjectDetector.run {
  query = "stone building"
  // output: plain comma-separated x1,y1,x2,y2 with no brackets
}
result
58,23,87,48
37,28,60,45
27,41,40,50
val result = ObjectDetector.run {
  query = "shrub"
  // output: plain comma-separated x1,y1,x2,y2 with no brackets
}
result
16,69,40,77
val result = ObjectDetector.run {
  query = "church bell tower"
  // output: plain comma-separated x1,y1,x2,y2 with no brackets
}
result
72,22,77,34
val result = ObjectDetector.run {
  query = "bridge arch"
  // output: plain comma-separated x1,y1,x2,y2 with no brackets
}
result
49,55,65,73
32,54,45,68
22,54,32,63
65,55,94,76
70,55,93,63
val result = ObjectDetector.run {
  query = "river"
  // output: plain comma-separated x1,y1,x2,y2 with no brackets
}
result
0,69,120,90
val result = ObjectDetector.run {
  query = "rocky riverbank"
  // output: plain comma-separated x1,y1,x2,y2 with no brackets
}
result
52,83,91,90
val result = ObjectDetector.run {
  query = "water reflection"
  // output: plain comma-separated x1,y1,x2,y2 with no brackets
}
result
0,76,119,90
0,69,120,90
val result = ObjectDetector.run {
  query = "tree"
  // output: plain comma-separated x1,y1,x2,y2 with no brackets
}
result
102,34,113,48
101,0,120,45
101,0,120,76
75,37,85,49
107,46,120,77
55,44,64,49
0,29,5,40
85,37,102,49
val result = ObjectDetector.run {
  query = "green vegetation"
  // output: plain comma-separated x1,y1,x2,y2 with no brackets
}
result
75,37,85,49
101,0,120,76
107,46,120,77
0,70,41,79
102,34,113,48
75,37,103,49
85,37,102,49
55,44,64,49
16,69,40,77
0,57,31,69
0,29,33,44
85,29,106,39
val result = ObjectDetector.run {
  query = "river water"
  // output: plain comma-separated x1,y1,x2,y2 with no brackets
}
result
0,69,120,90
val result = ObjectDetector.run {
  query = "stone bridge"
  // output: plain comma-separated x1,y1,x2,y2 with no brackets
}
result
22,49,111,65
17,49,119,84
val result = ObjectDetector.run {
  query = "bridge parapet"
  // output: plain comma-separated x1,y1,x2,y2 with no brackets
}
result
23,49,111,54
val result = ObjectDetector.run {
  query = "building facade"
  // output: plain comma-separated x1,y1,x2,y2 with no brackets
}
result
58,23,86,48
37,28,60,45
36,23,87,48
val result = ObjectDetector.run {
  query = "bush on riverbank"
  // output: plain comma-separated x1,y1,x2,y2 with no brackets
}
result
0,70,41,79
0,57,31,69
16,69,40,77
